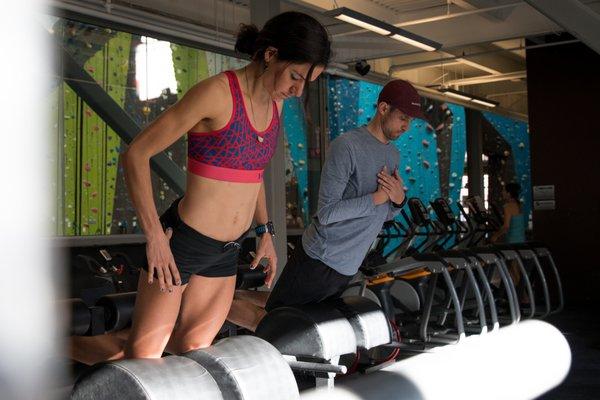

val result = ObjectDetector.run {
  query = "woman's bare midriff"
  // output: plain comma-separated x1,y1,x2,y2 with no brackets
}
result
177,173,261,242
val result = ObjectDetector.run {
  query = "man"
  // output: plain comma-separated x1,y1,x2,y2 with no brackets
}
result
227,79,425,330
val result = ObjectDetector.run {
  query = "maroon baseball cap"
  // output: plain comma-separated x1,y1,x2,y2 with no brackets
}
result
378,79,425,120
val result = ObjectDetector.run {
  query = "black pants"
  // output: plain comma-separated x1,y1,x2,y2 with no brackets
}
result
143,198,246,284
265,244,354,311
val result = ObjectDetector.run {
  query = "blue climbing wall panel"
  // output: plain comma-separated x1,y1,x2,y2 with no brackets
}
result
357,81,382,127
282,97,309,225
482,112,532,221
328,77,360,141
394,118,441,202
448,104,467,204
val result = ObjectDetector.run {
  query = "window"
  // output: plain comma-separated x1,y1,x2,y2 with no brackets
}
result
135,37,178,101
50,17,247,236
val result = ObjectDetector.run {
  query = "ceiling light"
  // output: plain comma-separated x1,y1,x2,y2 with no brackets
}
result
438,87,500,108
326,7,392,36
470,97,499,108
334,14,391,36
325,7,442,52
389,34,438,52
439,87,472,101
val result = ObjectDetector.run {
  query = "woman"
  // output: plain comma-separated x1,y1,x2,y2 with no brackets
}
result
491,182,526,291
491,182,525,244
71,11,331,364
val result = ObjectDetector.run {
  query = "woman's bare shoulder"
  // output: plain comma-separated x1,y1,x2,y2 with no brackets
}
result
186,72,230,99
173,72,232,121
504,201,520,215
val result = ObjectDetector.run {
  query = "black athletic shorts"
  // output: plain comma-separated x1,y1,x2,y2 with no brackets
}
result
142,198,247,284
265,243,354,311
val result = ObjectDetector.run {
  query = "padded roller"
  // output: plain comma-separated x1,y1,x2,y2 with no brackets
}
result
96,291,137,333
255,304,357,361
60,298,91,336
333,296,392,350
71,355,223,400
235,265,266,290
184,336,299,400
300,320,571,400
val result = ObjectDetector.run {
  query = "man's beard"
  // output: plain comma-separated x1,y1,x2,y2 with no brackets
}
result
381,117,400,141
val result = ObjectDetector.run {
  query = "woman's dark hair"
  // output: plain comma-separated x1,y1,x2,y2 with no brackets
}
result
235,11,331,112
504,182,521,203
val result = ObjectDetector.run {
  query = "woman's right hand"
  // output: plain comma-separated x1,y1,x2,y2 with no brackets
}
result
145,228,182,292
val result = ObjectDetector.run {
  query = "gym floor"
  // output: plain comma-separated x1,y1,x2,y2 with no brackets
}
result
539,306,600,399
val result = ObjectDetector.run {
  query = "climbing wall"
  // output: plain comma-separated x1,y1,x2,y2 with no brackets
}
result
447,104,467,204
206,52,248,76
58,30,131,235
171,44,210,96
49,86,62,235
282,98,309,226
328,76,361,141
482,112,532,221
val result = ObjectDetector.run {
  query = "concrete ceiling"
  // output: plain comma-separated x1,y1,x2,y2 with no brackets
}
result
55,0,600,117
286,0,600,117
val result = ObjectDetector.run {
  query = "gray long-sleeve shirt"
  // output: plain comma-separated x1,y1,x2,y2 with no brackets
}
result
302,125,404,276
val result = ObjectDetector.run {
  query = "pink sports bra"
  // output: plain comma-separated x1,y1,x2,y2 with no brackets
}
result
187,70,280,183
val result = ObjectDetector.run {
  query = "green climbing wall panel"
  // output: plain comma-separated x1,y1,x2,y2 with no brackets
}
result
60,32,131,235
171,44,209,97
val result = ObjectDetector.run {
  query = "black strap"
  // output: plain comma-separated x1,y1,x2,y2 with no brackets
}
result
392,196,408,209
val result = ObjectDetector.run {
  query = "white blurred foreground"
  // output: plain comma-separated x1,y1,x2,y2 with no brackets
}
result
0,1,64,399
302,320,571,400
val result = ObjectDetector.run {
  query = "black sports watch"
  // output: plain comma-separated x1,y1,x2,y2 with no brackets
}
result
255,221,275,237
392,196,408,208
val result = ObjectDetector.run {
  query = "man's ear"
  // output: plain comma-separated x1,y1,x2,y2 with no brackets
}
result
377,101,390,115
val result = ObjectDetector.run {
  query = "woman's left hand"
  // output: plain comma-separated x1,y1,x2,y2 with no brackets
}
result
251,234,278,289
